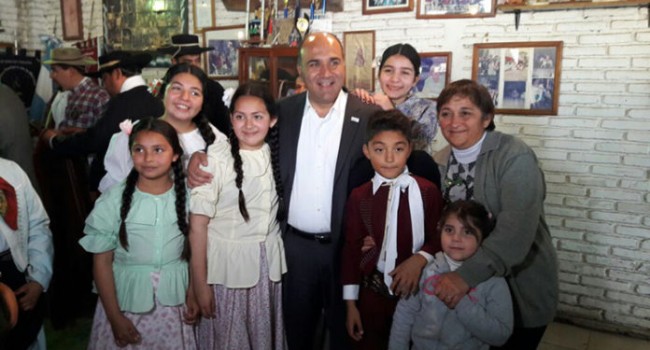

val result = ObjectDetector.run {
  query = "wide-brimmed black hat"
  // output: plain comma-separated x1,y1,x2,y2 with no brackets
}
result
157,34,214,57
87,51,152,77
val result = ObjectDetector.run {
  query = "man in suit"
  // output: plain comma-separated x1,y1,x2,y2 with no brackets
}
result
41,51,164,192
278,32,380,350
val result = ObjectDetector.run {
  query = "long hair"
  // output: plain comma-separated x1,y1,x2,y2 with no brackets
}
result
227,82,285,222
118,118,189,259
159,63,216,149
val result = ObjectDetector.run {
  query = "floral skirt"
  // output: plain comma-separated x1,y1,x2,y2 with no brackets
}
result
87,272,196,350
196,244,286,350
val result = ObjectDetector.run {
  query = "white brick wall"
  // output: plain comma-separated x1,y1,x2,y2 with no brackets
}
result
2,0,649,339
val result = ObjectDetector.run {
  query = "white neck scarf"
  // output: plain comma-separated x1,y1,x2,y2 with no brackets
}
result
372,168,425,293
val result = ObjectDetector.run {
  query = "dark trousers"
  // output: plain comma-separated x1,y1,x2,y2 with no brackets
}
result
352,286,398,350
0,252,46,350
491,325,548,350
282,230,350,350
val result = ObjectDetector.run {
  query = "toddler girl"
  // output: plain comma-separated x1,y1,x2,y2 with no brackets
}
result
389,200,513,350
80,118,198,349
189,82,287,349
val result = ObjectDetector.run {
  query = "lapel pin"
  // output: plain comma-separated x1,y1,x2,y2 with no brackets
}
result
351,116,359,123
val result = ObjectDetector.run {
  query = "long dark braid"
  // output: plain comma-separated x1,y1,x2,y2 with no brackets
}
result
118,169,139,250
118,117,186,251
229,129,250,221
159,63,216,150
171,157,190,260
267,124,285,221
228,82,284,222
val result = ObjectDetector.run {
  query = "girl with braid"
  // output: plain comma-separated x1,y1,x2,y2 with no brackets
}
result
189,82,287,349
80,118,198,349
99,63,227,193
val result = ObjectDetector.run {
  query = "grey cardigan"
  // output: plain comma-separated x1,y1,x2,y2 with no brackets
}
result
433,130,558,327
389,252,513,350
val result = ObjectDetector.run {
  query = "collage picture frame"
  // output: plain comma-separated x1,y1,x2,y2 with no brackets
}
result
472,41,563,115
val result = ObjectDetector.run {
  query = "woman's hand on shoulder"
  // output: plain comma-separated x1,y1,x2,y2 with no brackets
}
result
352,88,375,105
433,271,470,309
371,92,395,111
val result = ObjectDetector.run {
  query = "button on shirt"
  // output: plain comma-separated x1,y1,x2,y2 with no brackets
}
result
288,90,348,233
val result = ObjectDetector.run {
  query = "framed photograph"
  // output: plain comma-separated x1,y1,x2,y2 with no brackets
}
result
193,0,215,33
416,0,496,19
203,25,244,80
472,41,563,115
415,52,452,100
363,0,414,15
343,30,375,91
61,0,83,40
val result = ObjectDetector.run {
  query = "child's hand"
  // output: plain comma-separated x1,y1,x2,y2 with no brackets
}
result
345,301,364,341
186,152,212,188
352,88,375,105
370,92,394,111
360,235,376,253
15,281,43,311
434,271,470,309
194,283,215,319
109,314,141,347
389,254,427,298
183,287,200,325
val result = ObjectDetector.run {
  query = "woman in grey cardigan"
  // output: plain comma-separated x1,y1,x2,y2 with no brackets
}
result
430,79,558,350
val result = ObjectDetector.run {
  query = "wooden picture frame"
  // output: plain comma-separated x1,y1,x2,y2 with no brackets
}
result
416,0,496,19
472,41,563,115
192,0,215,33
363,0,414,15
343,30,375,92
203,25,244,80
415,52,452,100
61,0,83,40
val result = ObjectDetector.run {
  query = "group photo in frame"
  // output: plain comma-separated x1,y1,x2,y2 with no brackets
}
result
343,30,375,91
416,0,496,19
415,52,451,100
203,25,244,79
192,0,215,33
472,41,563,115
363,0,414,15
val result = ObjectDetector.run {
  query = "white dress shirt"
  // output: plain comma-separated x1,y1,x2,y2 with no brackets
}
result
288,90,348,233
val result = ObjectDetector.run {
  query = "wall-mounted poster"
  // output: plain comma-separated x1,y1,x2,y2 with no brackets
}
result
103,0,188,53
472,41,563,115
343,30,375,92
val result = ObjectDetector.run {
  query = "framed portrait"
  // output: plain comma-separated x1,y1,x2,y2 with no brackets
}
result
343,30,375,92
363,0,414,15
415,52,452,100
203,25,244,79
416,0,496,19
61,0,83,40
192,0,215,33
472,41,563,115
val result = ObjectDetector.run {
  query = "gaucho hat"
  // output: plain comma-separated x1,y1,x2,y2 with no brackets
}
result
157,34,214,57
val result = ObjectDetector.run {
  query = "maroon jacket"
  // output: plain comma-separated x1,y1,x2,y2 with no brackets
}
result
341,175,443,284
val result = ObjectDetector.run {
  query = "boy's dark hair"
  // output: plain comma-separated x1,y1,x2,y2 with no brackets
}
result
119,118,190,259
158,63,216,149
440,200,494,243
227,82,285,222
365,109,413,144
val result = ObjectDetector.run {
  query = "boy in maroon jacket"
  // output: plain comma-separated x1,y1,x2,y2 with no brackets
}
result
341,110,443,350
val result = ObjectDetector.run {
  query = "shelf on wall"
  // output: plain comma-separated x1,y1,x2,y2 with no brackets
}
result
498,0,650,29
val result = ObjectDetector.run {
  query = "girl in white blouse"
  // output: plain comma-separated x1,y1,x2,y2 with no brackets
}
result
189,82,287,350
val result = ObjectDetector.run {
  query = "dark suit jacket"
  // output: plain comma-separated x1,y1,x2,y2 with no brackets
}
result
277,92,381,251
51,85,164,190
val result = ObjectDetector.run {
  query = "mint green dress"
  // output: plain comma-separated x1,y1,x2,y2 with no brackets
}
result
80,183,195,349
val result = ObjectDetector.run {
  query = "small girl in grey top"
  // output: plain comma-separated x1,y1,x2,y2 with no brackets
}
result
389,200,513,350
